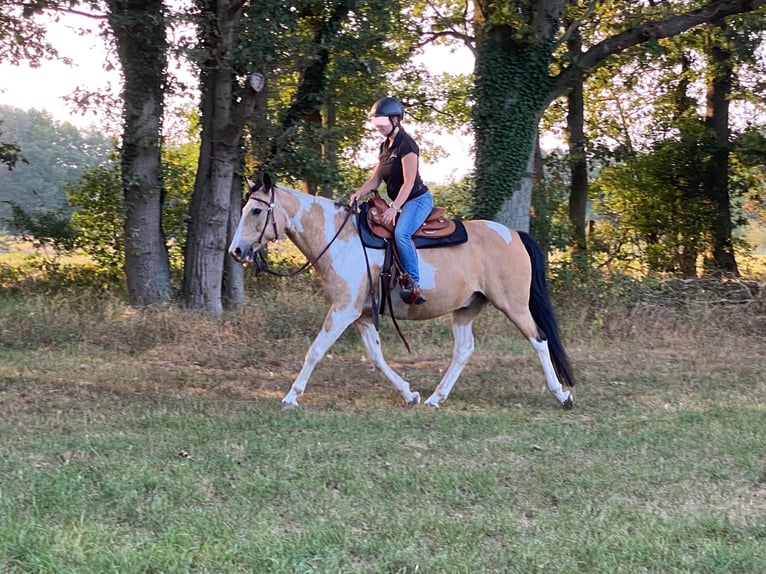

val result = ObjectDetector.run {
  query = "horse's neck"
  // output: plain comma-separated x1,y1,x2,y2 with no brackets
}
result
279,187,348,261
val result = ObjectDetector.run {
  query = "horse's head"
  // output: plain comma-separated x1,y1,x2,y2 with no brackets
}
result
229,174,281,263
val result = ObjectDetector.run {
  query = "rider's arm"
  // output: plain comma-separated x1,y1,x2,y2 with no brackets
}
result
350,162,382,203
390,152,418,212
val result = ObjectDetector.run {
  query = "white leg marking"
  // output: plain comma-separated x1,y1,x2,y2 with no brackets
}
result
529,337,571,405
282,306,360,406
355,320,420,405
425,319,476,408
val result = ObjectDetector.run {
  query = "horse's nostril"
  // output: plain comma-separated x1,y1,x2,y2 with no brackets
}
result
234,247,242,256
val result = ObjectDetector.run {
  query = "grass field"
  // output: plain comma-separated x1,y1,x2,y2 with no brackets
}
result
1,268,765,573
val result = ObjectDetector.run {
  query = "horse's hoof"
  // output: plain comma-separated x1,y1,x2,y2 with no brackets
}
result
562,396,574,410
424,399,440,410
281,399,299,410
407,392,421,406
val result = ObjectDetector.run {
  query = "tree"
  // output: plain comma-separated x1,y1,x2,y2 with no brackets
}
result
564,13,587,257
0,0,62,66
106,0,171,306
0,123,23,171
593,120,717,277
182,0,270,315
471,0,766,231
0,106,112,225
182,0,414,315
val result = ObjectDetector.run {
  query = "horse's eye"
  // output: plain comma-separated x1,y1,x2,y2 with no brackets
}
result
253,208,262,216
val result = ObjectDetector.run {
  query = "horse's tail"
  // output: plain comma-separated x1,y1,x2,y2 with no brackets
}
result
519,231,576,387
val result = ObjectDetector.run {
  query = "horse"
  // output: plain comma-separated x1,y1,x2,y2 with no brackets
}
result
228,175,575,409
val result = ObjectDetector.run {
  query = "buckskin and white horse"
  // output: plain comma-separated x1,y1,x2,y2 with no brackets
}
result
229,175,575,409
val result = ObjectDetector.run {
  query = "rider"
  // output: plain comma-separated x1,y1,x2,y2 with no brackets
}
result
350,96,434,305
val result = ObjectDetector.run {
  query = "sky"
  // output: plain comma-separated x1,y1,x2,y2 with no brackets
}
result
0,11,475,184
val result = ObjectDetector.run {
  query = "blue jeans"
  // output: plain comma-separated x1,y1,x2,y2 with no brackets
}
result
394,191,433,285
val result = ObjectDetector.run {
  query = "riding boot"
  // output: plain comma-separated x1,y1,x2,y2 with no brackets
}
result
400,281,426,305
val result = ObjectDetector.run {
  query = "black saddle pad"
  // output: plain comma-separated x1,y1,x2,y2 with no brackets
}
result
357,202,468,250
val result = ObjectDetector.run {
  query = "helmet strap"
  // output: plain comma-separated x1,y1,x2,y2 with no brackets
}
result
385,117,398,138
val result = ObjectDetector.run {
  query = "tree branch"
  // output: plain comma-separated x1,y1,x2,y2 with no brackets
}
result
549,0,766,104
416,30,476,55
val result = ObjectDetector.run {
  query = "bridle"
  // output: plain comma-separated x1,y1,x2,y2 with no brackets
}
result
247,186,280,250
247,185,356,278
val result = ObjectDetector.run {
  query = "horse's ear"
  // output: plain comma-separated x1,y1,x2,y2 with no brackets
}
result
262,173,273,191
246,178,256,191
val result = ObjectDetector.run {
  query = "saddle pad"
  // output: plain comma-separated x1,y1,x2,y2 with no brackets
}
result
358,202,468,250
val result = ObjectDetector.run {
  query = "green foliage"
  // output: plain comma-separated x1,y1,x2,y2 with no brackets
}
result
429,175,475,219
66,141,197,280
1,200,79,255
66,163,125,282
472,22,555,220
0,120,24,170
591,118,717,275
0,1,61,66
160,141,197,270
530,150,575,254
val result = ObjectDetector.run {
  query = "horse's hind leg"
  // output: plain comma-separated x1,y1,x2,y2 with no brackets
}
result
424,305,483,408
503,308,572,407
354,318,421,405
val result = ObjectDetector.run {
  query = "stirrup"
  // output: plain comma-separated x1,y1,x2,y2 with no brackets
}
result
400,283,426,305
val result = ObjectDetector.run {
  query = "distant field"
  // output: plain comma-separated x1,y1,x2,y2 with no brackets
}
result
1,269,764,573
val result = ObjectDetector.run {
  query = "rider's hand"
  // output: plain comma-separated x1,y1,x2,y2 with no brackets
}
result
349,189,367,205
382,206,398,225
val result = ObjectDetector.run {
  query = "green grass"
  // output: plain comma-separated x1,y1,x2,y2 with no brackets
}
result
1,279,765,573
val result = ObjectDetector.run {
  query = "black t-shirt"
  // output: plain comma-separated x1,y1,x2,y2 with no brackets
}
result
378,129,428,202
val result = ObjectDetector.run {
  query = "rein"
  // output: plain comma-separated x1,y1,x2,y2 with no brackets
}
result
250,191,411,352
250,188,355,278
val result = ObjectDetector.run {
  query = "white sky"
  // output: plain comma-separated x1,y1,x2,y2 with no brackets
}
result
0,12,476,184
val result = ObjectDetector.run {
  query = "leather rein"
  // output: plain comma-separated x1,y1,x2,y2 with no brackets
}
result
249,187,355,278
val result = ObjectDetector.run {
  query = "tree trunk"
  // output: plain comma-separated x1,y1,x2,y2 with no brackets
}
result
704,20,739,275
224,171,246,307
493,144,536,232
108,0,170,306
472,25,554,227
566,23,588,255
183,0,259,315
472,0,563,228
322,94,339,198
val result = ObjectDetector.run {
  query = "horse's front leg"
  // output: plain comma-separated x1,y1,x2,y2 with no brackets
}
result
354,318,420,405
282,305,360,407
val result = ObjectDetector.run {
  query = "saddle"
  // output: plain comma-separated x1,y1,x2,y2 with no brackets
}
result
357,194,467,352
366,194,456,239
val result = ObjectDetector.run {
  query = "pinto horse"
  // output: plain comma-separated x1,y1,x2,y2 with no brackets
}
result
229,176,575,409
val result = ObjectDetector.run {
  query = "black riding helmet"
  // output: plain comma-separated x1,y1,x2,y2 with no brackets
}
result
369,96,404,119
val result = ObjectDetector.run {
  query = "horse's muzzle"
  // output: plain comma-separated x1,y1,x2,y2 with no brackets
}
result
229,243,256,263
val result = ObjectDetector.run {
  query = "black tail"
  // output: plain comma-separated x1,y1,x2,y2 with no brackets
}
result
519,231,576,387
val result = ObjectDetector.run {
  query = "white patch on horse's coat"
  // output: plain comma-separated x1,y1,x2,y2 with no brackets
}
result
529,336,571,404
289,191,314,234
484,221,513,244
418,258,437,290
